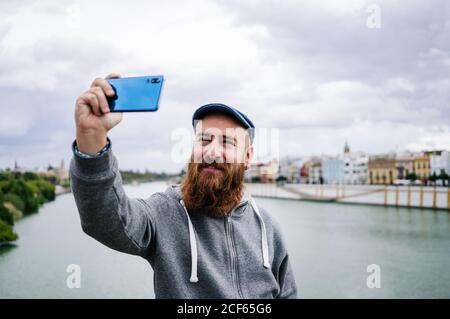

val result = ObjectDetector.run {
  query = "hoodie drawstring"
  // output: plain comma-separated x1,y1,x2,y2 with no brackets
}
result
249,197,271,269
179,197,270,284
180,200,199,283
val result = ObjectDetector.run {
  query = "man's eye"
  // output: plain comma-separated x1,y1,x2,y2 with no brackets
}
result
224,140,236,146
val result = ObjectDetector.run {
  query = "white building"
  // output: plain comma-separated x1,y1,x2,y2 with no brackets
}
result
343,152,369,185
430,151,450,176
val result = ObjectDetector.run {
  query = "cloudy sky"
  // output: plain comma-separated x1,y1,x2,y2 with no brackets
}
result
0,0,449,173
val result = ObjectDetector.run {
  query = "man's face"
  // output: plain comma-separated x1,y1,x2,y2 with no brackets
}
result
192,113,253,167
181,113,253,217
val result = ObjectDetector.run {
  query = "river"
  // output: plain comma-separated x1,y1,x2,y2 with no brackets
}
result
1,181,449,298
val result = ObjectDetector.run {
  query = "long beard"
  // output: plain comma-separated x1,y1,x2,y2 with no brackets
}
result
181,161,245,218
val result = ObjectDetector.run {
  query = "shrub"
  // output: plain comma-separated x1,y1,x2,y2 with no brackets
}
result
0,203,14,225
2,193,25,212
0,219,18,242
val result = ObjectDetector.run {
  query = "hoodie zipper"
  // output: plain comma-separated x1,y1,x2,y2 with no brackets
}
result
225,213,244,298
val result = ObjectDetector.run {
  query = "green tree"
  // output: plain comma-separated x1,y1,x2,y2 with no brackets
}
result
2,193,25,212
406,172,417,181
251,176,261,183
43,174,59,185
23,172,39,181
429,172,438,183
0,172,13,181
27,180,56,202
0,203,14,225
4,179,39,214
438,170,449,185
61,178,71,188
0,219,18,242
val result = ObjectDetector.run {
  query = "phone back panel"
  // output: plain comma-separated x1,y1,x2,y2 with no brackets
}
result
107,75,164,112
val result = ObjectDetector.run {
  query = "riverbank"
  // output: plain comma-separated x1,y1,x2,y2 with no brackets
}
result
0,172,58,243
246,183,450,211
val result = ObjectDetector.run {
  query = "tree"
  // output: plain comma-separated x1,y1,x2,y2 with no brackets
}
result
406,172,417,182
251,176,261,183
23,172,39,181
0,204,14,225
2,193,25,212
438,170,449,186
27,180,56,202
276,175,288,185
3,179,39,214
429,172,438,185
0,219,18,242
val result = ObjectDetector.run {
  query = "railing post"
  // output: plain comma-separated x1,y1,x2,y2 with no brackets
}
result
395,186,399,207
407,185,411,207
419,186,424,208
447,185,450,210
432,185,437,209
384,185,388,206
447,186,450,210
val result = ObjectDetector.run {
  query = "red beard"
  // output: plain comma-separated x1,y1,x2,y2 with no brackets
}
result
181,161,245,217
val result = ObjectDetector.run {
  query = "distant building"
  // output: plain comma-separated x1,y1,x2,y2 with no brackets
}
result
300,160,313,184
321,142,369,185
45,159,70,182
308,160,323,184
245,159,279,183
322,157,344,184
395,152,415,180
260,159,279,183
244,163,261,182
429,150,450,176
13,160,26,173
369,154,397,184
413,153,431,183
342,142,369,184
343,140,350,154
278,157,305,183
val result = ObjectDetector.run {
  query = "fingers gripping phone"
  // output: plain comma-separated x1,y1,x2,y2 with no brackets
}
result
106,75,164,112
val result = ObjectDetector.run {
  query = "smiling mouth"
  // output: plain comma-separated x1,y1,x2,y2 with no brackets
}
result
201,166,223,173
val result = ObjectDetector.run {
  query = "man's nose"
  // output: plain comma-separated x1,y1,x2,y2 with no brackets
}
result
204,139,224,163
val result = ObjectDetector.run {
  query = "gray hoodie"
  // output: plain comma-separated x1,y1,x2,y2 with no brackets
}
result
70,143,298,299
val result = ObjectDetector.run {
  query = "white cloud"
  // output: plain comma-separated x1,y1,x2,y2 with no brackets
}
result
1,0,450,172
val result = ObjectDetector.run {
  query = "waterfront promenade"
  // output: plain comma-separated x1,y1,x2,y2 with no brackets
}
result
246,183,450,210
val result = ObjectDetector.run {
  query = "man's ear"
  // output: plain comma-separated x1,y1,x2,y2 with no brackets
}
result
244,146,254,169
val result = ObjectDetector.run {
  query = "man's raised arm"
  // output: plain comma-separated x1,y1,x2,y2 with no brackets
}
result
70,74,157,258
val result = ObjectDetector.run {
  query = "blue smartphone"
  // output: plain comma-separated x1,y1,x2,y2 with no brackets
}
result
106,75,164,112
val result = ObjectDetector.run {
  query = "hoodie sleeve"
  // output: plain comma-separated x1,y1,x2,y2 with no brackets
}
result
276,253,298,299
263,209,298,299
69,140,157,258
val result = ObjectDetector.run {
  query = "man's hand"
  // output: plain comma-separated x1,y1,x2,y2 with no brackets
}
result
75,73,123,155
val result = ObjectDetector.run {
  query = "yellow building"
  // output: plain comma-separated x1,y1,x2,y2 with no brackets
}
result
368,156,397,185
395,154,414,180
259,159,279,183
413,153,431,182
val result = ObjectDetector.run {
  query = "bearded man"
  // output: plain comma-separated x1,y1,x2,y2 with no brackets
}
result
70,73,297,299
